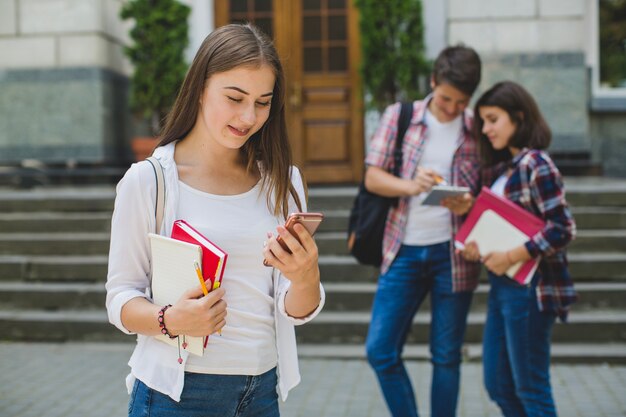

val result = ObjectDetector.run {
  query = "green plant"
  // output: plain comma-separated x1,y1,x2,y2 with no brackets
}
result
599,0,626,88
120,0,191,134
355,0,430,111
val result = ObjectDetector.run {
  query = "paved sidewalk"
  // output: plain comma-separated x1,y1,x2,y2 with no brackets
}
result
1,342,625,417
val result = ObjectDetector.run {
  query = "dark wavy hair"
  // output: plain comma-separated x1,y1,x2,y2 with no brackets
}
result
157,23,303,218
474,81,551,166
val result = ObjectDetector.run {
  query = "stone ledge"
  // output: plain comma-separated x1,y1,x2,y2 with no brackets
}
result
590,95,626,113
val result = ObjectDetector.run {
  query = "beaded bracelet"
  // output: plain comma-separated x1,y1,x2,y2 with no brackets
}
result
157,304,177,339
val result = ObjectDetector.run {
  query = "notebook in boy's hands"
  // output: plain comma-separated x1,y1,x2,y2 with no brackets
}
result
421,185,471,206
149,233,205,356
171,219,228,290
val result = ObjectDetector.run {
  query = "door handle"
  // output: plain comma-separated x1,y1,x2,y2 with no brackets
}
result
290,82,302,109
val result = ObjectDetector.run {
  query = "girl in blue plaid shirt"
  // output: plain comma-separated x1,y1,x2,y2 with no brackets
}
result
460,81,577,417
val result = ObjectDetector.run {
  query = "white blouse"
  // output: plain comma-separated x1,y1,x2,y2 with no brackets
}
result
105,142,325,402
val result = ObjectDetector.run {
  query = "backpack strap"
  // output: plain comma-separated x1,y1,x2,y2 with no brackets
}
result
392,101,413,177
146,156,165,235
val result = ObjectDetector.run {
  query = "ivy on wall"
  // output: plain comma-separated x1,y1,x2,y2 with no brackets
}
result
599,0,626,88
121,0,191,134
355,0,430,111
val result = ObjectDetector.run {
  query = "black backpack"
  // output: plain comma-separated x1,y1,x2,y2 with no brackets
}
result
347,102,413,267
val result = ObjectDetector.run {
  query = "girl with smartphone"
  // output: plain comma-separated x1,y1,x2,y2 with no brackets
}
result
106,24,325,417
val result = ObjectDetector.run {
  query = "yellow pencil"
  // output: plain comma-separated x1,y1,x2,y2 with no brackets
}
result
195,261,223,336
194,261,217,344
213,280,222,336
215,258,223,279
433,174,447,185
193,261,209,296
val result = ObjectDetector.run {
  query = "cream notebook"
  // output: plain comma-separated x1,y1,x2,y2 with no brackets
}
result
149,233,204,356
463,209,539,283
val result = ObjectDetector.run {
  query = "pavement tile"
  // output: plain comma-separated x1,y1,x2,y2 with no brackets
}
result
1,342,625,417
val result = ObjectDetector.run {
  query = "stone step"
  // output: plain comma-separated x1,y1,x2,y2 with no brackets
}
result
1,227,620,256
0,210,346,234
0,165,125,188
307,187,356,211
316,253,626,283
0,255,108,282
0,309,623,344
2,178,625,215
0,206,622,235
564,179,626,207
308,181,626,211
0,212,112,233
295,310,626,344
317,210,349,233
0,282,105,310
296,343,626,364
2,281,623,312
0,310,127,342
2,253,626,283
572,207,626,229
569,230,626,252
322,282,626,312
0,187,115,212
0,233,111,255
316,229,626,256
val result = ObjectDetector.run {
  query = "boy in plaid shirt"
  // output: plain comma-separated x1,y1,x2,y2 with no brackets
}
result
364,45,485,417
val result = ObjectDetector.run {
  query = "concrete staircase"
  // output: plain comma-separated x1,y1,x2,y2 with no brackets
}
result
1,178,625,363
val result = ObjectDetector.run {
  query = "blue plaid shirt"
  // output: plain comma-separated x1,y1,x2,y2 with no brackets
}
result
497,149,578,321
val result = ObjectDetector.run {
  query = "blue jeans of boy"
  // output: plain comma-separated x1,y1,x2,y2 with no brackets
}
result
366,242,473,417
128,368,279,417
483,273,557,417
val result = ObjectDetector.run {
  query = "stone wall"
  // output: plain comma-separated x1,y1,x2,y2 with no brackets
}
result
590,114,626,177
476,52,589,153
0,0,132,164
447,0,591,153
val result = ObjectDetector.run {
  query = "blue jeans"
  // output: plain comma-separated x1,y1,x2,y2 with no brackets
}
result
366,242,473,417
128,368,279,417
483,273,557,417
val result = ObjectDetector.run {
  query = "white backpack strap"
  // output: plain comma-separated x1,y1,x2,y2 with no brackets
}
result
146,156,165,235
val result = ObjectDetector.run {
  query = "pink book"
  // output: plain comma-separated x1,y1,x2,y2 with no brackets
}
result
171,219,228,291
171,220,228,347
455,187,545,285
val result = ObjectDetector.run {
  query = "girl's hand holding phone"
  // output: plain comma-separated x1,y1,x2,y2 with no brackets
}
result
263,212,323,318
263,213,323,283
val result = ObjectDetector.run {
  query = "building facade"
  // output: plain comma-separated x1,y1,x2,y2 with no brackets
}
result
0,0,624,180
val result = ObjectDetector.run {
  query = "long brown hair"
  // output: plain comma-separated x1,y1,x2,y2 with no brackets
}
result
158,23,303,218
473,81,551,166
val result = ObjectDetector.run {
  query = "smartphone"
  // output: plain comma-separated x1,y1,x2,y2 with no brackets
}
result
276,212,324,252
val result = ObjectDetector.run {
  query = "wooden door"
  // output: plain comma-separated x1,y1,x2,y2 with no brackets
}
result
215,0,364,184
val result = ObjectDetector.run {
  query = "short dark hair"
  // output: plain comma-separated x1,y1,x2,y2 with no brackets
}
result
474,81,552,166
432,45,482,96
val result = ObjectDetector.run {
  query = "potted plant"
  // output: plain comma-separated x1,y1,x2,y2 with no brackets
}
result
355,0,430,111
120,0,191,160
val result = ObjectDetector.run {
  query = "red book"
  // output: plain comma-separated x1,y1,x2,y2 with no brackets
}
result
171,219,228,290
455,187,545,285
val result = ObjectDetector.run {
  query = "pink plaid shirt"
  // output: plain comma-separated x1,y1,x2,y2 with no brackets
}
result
365,97,486,292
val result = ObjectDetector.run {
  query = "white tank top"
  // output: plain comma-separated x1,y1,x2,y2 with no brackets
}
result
403,110,461,245
177,180,279,375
